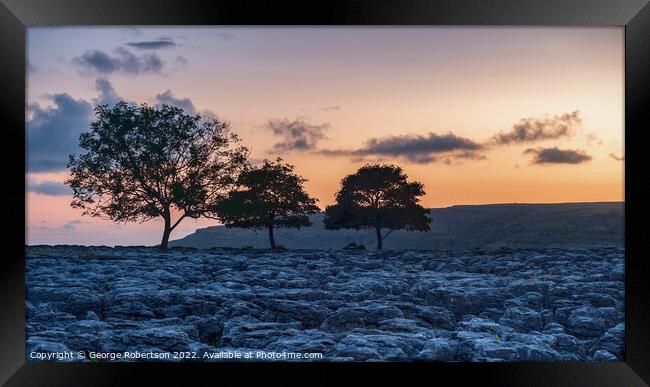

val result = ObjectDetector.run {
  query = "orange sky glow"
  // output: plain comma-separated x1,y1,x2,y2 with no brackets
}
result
26,27,624,245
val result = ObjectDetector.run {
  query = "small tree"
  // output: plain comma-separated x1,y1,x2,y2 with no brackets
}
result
324,164,430,250
215,158,320,249
66,102,249,250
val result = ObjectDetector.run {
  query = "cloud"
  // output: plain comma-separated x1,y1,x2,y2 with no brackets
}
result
364,132,482,158
215,32,236,40
154,89,197,113
524,147,592,164
266,118,330,151
320,132,484,164
493,111,582,145
122,27,142,36
286,110,589,165
583,132,604,145
28,180,72,196
442,150,487,164
609,153,624,161
154,89,217,118
320,105,341,112
27,84,209,173
126,37,177,50
63,220,89,230
27,63,38,74
173,56,189,70
94,78,122,106
73,47,164,75
33,219,92,232
96,81,202,114
27,93,93,172
28,80,127,172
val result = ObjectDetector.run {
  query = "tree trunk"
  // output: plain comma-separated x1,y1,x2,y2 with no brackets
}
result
268,224,276,250
375,226,383,250
160,225,171,250
160,211,171,251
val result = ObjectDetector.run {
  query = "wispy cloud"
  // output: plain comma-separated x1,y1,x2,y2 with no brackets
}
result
27,62,39,74
215,32,236,40
63,220,89,230
320,105,341,112
492,111,582,145
524,147,592,164
173,56,189,71
266,118,330,151
121,27,142,37
126,37,177,50
583,132,604,145
28,180,72,196
609,152,624,161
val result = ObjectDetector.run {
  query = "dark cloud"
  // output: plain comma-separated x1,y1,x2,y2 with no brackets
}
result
364,132,481,156
126,37,176,50
524,147,592,165
300,109,595,166
154,89,197,113
94,78,122,106
493,111,582,145
266,118,329,151
73,47,164,75
28,180,72,196
27,93,93,172
317,148,354,157
317,110,587,165
319,132,484,164
363,132,483,164
154,89,217,118
27,85,206,173
609,153,624,161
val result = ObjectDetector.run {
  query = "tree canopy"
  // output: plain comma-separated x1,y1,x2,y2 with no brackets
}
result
324,164,430,249
66,102,249,249
215,158,320,249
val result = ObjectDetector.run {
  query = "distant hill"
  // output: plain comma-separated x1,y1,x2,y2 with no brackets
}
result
170,202,624,251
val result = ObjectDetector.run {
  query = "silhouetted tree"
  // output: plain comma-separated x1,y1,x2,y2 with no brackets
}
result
324,164,430,250
215,158,319,249
66,102,249,250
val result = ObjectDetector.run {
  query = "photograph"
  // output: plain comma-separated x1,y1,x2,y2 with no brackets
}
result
25,26,625,362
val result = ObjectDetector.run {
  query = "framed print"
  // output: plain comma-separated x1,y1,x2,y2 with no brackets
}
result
1,0,649,385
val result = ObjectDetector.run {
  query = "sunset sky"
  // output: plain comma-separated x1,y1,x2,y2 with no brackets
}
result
26,27,624,246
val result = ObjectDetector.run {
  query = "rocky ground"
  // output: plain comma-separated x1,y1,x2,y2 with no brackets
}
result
26,246,624,362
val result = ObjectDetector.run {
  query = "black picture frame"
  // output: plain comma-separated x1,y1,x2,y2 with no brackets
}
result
1,0,649,385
